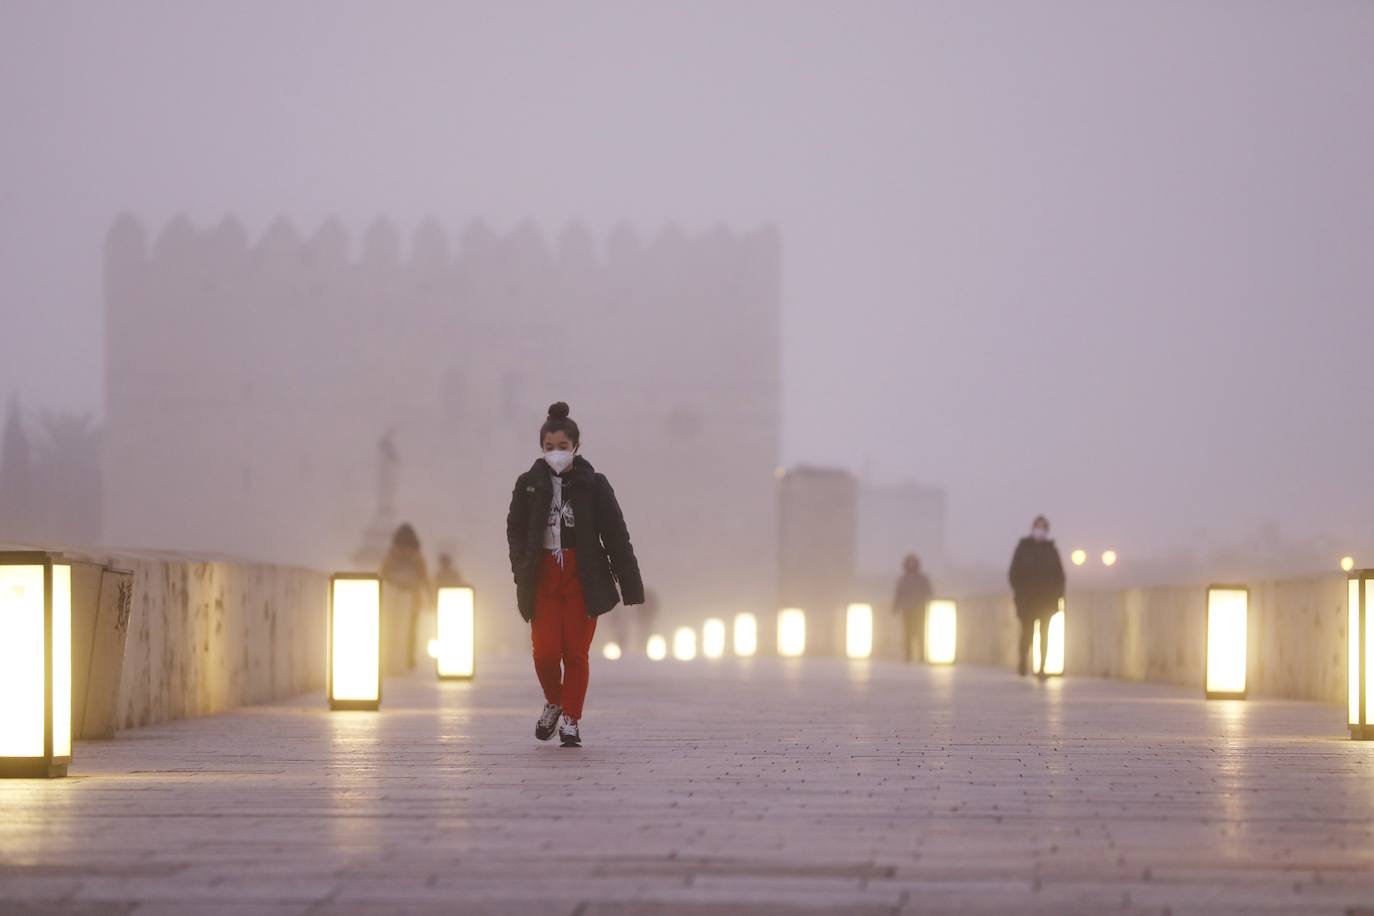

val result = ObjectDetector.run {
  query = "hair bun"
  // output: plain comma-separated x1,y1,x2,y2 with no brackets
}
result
547,401,571,420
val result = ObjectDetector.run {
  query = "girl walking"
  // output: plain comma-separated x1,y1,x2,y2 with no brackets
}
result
506,402,644,747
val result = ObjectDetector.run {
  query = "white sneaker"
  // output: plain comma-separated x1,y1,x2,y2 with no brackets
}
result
535,703,562,741
558,714,581,748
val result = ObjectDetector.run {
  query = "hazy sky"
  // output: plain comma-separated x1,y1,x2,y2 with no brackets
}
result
2,0,1372,562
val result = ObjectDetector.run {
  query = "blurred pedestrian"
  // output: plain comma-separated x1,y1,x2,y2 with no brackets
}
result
1008,515,1066,677
891,554,933,662
506,401,645,748
434,550,466,588
381,522,432,669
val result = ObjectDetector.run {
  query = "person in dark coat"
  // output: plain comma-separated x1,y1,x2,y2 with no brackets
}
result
1008,515,1066,676
380,523,431,669
433,551,467,588
506,401,645,747
891,554,933,662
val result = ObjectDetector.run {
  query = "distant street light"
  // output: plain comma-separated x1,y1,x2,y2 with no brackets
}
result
1031,599,1066,677
435,585,475,680
845,603,873,659
777,608,806,658
1342,556,1355,573
1205,586,1248,699
1349,570,1373,740
672,627,697,661
1101,550,1118,567
646,634,667,661
1070,549,1087,567
0,552,72,779
328,574,382,711
924,599,957,665
602,642,622,660
702,618,726,659
733,613,758,658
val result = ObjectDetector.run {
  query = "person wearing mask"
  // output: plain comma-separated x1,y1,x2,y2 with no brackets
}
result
891,554,933,662
1008,515,1066,677
506,402,645,747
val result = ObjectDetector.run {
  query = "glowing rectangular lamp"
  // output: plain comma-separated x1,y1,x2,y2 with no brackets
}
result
0,553,72,778
435,585,475,679
924,599,957,665
845,603,873,659
329,574,382,710
1350,571,1374,740
1205,585,1248,699
702,618,726,659
1032,600,1066,676
673,626,697,661
777,608,806,657
733,613,758,658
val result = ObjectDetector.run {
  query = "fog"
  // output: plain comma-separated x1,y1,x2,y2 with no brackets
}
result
3,0,1373,588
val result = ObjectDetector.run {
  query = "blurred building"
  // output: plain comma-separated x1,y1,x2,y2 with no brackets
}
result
777,466,857,656
0,398,103,547
103,216,781,647
856,480,946,578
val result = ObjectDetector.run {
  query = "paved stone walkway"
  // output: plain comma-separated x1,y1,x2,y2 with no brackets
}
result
3,656,1374,915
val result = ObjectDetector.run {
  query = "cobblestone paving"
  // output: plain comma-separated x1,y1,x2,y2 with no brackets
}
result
3,656,1374,915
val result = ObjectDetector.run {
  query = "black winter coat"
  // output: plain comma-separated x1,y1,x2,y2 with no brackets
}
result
892,571,932,618
505,455,645,621
1008,537,1066,620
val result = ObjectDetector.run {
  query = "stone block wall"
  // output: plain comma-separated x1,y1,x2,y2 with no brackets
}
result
68,549,330,731
952,573,1349,705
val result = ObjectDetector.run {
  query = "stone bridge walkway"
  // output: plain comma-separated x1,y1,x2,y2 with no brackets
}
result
3,656,1373,915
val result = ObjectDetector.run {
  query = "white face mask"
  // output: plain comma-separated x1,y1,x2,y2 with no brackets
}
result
543,449,575,474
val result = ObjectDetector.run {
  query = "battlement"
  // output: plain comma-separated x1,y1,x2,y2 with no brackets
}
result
103,214,782,641
106,213,780,275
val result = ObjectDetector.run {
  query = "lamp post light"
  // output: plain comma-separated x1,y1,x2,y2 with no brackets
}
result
1101,550,1118,568
845,603,873,660
1342,556,1355,573
1070,549,1087,567
1032,599,1066,677
924,599,957,665
435,585,475,680
1350,570,1374,740
733,613,758,658
646,634,667,661
328,574,382,711
672,626,697,661
602,641,622,660
0,552,72,779
1205,585,1248,700
702,618,727,659
777,608,806,658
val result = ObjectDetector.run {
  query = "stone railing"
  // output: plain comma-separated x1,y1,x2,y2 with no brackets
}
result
76,549,332,730
951,573,1347,704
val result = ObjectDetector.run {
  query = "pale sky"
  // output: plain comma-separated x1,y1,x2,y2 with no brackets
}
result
2,0,1372,563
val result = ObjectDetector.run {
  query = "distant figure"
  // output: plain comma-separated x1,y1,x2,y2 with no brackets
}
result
434,551,467,588
892,554,933,662
506,401,645,748
1008,515,1066,677
381,522,431,668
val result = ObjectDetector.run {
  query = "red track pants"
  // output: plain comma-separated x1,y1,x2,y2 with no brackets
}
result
530,549,597,721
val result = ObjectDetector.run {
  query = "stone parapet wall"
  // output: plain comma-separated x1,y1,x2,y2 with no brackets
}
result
952,573,1348,704
64,548,331,731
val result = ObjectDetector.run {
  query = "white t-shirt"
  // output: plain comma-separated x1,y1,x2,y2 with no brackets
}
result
542,475,576,555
